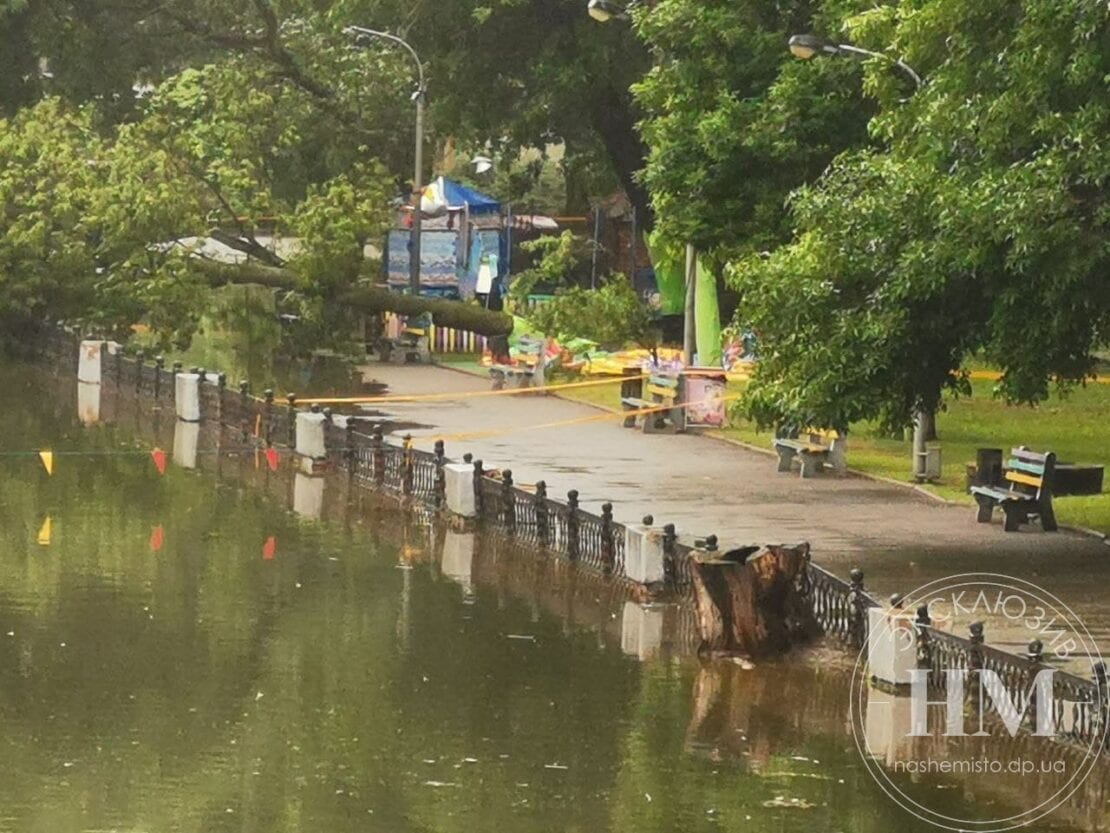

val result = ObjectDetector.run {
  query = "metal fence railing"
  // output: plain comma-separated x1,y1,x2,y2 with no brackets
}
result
45,329,1110,754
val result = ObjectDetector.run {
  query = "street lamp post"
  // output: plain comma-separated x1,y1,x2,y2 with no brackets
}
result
787,33,923,88
787,34,936,480
346,26,427,296
588,0,631,22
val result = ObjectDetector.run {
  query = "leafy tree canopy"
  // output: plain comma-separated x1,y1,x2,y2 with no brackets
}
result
633,0,873,261
732,0,1110,431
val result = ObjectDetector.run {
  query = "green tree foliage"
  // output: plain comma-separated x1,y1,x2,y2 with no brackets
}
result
508,230,590,302
532,277,658,350
633,0,873,259
733,0,1110,431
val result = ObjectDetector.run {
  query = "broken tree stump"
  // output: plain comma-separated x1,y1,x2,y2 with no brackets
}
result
691,543,819,658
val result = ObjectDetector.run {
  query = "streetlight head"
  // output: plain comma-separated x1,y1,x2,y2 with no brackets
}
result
788,34,832,60
587,0,628,22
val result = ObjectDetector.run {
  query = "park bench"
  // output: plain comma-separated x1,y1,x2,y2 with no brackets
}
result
773,428,846,478
489,338,553,391
379,313,432,365
621,371,686,434
970,447,1058,532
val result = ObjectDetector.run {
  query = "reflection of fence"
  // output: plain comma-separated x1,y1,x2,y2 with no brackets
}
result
51,331,1110,754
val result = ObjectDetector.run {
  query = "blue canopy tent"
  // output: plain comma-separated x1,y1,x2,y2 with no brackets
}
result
386,176,506,297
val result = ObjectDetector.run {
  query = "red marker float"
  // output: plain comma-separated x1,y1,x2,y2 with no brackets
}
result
262,536,277,561
149,525,164,552
151,447,167,475
265,447,279,472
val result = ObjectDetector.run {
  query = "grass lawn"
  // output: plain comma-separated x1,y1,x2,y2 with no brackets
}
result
544,367,1110,535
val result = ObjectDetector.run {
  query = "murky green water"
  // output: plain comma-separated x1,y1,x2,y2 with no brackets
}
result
0,360,1101,833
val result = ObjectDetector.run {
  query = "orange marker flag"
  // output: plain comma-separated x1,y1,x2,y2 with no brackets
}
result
37,516,52,546
149,525,164,553
39,450,54,476
151,447,167,475
262,536,276,561
265,447,279,472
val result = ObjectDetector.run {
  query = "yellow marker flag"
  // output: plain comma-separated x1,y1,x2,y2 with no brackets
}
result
37,516,52,546
39,450,54,476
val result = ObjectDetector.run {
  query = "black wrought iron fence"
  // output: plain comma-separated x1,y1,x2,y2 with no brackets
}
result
50,331,1110,752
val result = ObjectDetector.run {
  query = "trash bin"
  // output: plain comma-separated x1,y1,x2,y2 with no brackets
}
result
974,448,1004,488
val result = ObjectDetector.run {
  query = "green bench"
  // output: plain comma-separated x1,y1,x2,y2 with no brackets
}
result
971,447,1058,532
621,371,686,434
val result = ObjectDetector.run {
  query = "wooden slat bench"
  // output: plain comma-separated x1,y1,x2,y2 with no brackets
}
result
773,428,846,478
489,338,553,391
621,371,686,434
379,313,432,364
970,447,1058,532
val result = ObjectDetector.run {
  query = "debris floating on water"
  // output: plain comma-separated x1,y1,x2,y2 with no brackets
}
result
544,763,568,771
507,634,536,642
762,796,816,809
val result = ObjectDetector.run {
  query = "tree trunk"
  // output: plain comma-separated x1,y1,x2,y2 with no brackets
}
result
196,260,514,336
691,543,819,658
920,407,938,441
590,86,654,232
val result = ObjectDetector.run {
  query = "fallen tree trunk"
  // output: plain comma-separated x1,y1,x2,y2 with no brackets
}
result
195,260,515,337
691,543,819,658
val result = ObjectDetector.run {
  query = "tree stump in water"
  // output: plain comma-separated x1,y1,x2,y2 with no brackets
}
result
691,543,819,658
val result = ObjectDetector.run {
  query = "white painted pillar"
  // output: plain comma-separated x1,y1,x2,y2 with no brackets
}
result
77,340,103,384
444,463,476,518
293,471,325,520
624,518,666,585
172,419,199,469
175,373,200,422
867,606,918,686
295,412,327,458
620,602,665,660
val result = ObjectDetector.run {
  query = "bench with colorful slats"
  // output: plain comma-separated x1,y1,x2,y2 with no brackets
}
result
773,428,846,478
489,338,552,390
970,447,1058,532
379,313,432,364
621,371,686,434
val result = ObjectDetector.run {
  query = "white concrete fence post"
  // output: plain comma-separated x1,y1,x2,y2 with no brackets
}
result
444,462,477,519
295,411,328,473
624,515,666,585
175,373,201,422
77,340,103,384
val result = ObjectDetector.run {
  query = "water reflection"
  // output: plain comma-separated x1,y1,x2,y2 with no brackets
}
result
0,358,1104,832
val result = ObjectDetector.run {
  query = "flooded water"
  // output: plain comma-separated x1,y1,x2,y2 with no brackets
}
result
0,358,1105,833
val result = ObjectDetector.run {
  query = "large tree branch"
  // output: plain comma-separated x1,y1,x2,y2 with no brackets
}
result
194,259,514,336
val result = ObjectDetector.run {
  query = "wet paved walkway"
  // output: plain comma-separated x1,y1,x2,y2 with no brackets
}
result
359,363,1110,656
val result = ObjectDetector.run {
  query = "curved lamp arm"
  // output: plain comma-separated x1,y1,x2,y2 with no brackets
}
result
788,34,923,89
344,25,426,95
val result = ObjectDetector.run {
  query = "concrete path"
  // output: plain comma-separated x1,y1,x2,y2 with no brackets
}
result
358,363,1110,657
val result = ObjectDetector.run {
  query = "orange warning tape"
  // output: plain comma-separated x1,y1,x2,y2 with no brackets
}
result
429,394,740,443
298,373,647,405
